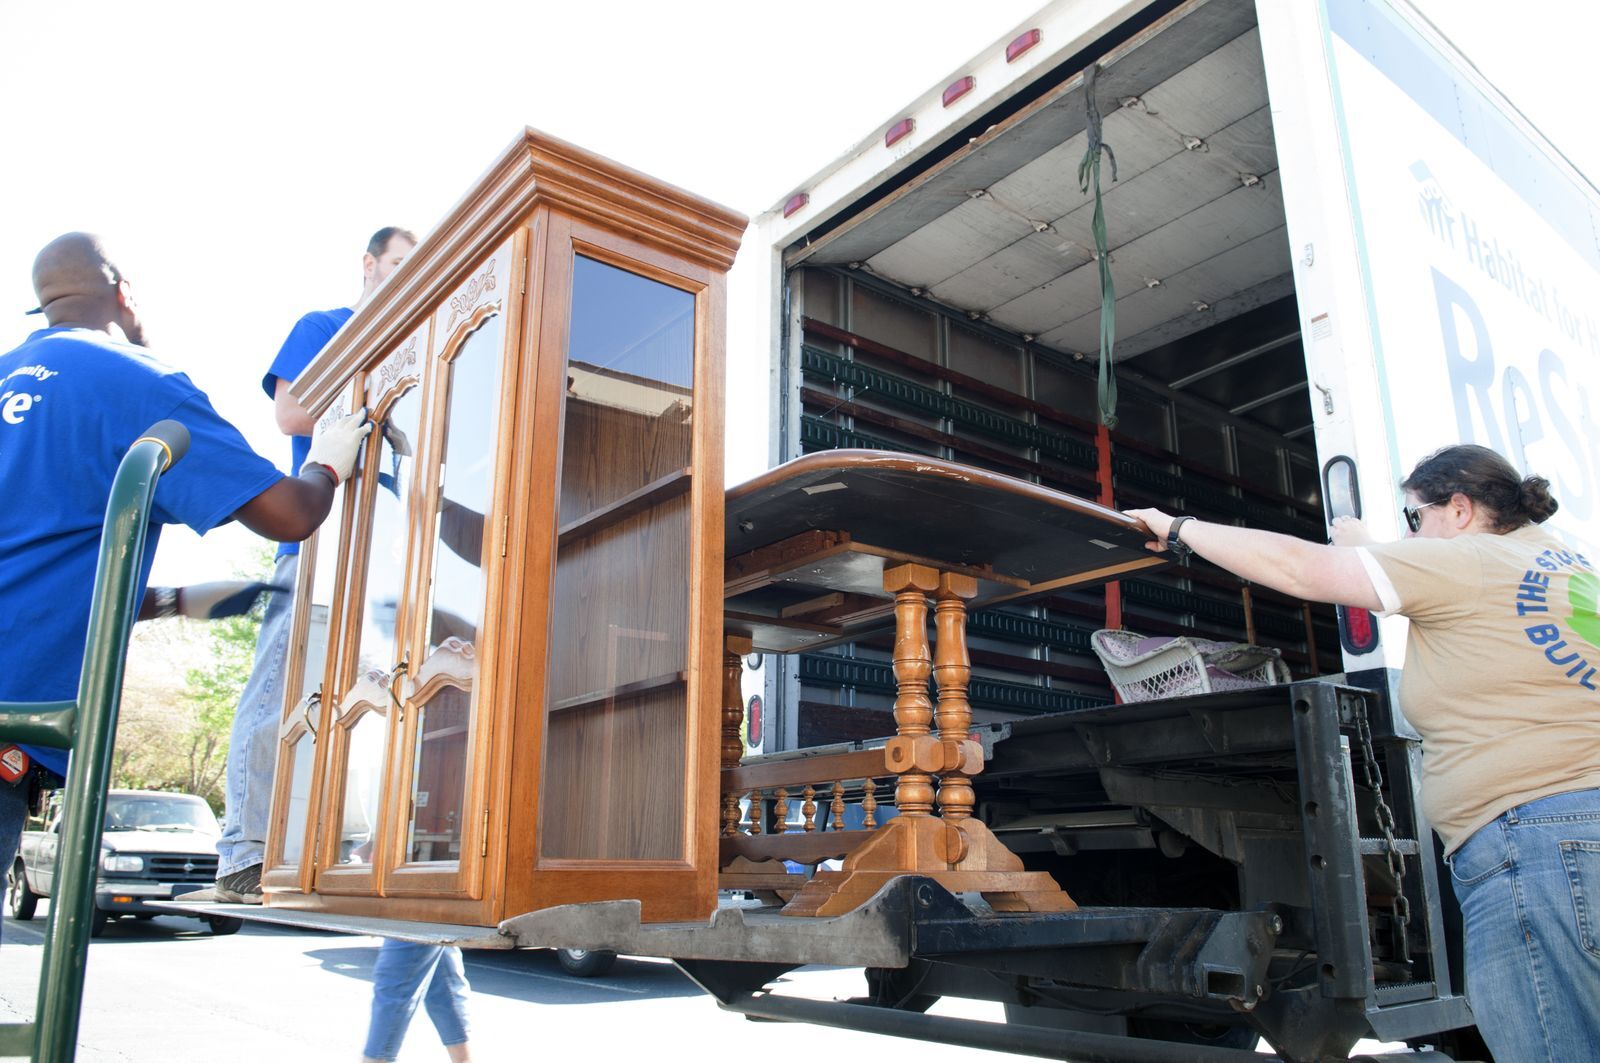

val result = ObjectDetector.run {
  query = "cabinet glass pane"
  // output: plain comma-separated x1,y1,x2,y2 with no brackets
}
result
426,317,500,650
281,731,315,866
542,685,685,860
300,485,347,701
542,256,696,862
406,687,470,863
403,320,502,867
337,712,386,867
355,384,424,678
548,498,689,703
558,255,695,524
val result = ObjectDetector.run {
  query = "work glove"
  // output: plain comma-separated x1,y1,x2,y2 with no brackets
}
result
302,408,372,486
178,581,288,619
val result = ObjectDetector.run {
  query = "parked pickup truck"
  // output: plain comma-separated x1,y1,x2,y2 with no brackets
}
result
8,789,242,937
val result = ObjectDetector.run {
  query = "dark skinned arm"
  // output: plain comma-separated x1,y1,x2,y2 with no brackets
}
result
231,470,337,543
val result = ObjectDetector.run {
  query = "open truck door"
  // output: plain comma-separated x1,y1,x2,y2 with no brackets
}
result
1261,0,1600,678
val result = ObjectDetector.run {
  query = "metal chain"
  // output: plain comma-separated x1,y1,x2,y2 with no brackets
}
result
1354,697,1411,963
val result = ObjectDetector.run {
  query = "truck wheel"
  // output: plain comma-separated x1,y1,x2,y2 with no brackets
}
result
1128,1017,1259,1051
556,948,616,978
7,862,37,921
89,908,110,938
206,915,245,936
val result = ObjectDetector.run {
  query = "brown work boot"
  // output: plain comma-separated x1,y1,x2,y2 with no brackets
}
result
214,864,263,904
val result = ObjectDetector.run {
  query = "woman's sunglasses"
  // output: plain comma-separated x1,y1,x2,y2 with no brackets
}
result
1403,499,1442,532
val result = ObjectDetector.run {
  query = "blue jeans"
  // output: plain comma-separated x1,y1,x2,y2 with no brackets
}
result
363,940,470,1060
1445,787,1600,1062
216,554,296,876
0,779,29,946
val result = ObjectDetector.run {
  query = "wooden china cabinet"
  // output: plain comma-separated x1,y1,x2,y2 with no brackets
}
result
261,129,745,927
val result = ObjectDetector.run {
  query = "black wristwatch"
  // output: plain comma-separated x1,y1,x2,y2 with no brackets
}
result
1166,516,1196,558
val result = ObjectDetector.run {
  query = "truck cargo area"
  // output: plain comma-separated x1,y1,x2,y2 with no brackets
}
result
772,0,1344,749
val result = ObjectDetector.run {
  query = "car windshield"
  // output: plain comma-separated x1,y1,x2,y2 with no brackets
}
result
103,794,220,836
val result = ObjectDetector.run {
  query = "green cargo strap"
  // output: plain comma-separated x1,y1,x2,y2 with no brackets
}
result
1077,62,1119,429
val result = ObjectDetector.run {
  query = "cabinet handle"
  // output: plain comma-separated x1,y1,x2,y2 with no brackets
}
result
388,651,411,713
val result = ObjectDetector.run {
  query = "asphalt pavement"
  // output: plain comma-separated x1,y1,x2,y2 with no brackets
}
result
0,901,1020,1063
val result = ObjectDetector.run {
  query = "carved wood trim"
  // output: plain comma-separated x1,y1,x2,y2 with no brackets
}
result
365,328,425,411
409,638,476,706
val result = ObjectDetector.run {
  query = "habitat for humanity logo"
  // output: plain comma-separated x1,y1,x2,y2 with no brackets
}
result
1520,546,1600,689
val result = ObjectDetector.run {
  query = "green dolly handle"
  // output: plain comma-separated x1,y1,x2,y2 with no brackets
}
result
0,419,191,1063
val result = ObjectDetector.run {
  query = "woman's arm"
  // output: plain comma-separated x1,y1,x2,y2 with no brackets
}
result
1125,508,1384,611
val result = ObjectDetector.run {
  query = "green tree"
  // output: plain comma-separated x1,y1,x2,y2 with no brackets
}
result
114,549,273,811
174,606,263,804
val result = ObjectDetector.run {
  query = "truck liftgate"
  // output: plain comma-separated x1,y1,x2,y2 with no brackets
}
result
506,680,1478,1062
184,679,1480,1062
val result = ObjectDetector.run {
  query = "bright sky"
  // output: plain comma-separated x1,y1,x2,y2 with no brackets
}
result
3,0,1596,587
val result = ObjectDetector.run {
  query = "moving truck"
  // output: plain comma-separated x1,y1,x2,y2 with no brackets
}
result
733,0,1600,755
629,0,1598,1055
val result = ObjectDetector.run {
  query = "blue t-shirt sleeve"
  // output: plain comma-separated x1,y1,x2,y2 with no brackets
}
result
150,393,284,535
261,313,340,399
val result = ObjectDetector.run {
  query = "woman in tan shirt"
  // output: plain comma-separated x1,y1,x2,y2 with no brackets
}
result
1128,444,1600,1063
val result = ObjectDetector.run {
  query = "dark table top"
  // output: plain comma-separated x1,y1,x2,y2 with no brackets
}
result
724,450,1164,652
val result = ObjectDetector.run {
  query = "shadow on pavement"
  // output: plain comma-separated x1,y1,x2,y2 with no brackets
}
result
65,914,344,944
306,944,706,1005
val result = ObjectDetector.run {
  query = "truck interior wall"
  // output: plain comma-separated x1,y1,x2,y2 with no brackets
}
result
788,264,1337,749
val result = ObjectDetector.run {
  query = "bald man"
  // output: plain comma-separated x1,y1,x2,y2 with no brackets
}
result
0,233,369,931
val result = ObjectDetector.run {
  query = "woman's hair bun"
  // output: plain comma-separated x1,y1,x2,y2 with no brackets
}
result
1517,474,1559,524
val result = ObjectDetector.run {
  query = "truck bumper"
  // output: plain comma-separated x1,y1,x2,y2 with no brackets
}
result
96,881,207,914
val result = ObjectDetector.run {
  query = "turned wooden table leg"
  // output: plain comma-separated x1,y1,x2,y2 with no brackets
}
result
933,573,979,833
722,633,753,773
884,563,940,819
718,631,803,895
721,634,751,836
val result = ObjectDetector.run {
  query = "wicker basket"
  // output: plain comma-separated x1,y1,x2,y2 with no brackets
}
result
1090,629,1290,703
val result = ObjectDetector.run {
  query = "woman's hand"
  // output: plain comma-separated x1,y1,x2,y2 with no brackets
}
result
1330,514,1374,546
1125,508,1175,551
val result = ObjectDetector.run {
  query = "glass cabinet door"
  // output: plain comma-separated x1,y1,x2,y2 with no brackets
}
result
264,387,357,889
391,311,508,891
385,238,517,896
539,251,699,863
317,329,428,891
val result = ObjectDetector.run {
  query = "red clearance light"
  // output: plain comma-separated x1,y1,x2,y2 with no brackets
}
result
885,117,915,148
746,694,763,747
782,192,809,219
943,76,976,107
1339,605,1380,655
1007,28,1041,62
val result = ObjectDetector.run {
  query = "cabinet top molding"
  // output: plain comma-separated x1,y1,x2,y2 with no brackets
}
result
293,127,748,412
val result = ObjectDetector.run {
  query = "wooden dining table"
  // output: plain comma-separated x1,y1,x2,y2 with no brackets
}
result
718,450,1166,917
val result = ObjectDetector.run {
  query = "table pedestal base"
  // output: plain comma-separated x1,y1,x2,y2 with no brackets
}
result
780,815,1075,917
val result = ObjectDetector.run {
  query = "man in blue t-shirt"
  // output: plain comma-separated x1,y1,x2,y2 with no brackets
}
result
216,226,415,902
0,232,371,930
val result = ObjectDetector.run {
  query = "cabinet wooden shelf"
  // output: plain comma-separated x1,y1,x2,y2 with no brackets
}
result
548,671,688,715
260,129,744,927
557,467,692,545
